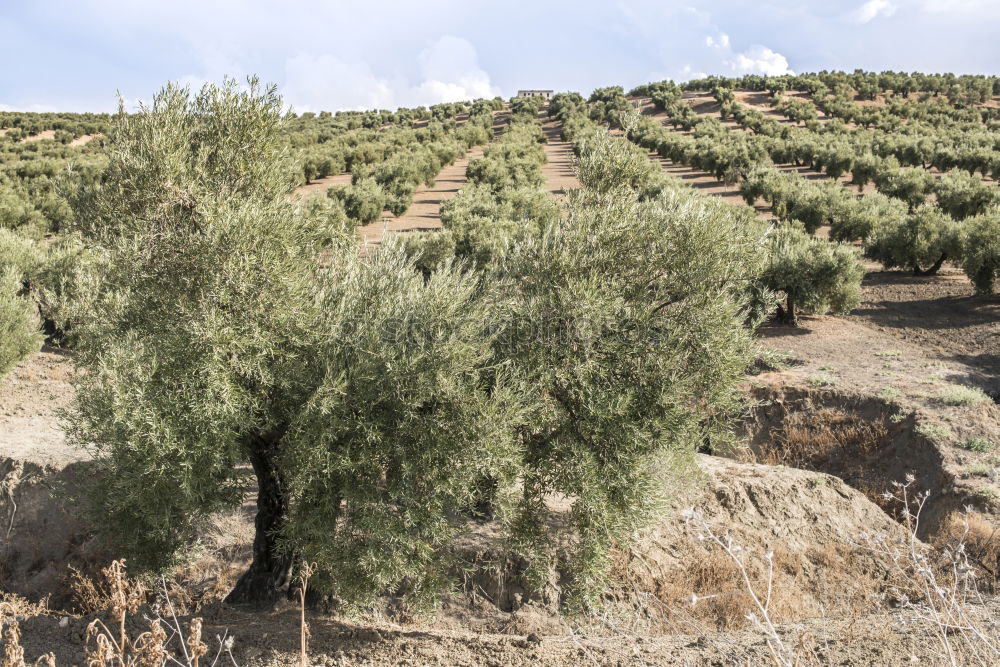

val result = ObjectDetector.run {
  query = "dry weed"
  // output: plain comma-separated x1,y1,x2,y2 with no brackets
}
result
2,618,25,667
857,480,1000,665
0,595,48,622
934,511,1000,590
69,561,238,667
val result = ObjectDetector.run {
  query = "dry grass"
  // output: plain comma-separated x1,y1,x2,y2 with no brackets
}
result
756,407,901,513
759,407,888,469
934,511,1000,590
609,528,892,637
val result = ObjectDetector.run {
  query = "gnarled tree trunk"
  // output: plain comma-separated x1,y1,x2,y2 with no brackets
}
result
913,252,947,277
225,430,294,607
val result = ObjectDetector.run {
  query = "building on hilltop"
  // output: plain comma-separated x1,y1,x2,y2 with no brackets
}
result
516,89,553,100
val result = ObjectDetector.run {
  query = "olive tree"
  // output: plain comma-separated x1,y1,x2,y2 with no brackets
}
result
69,80,517,608
830,191,907,243
763,223,864,326
69,84,778,612
864,204,962,275
935,169,1000,220
497,127,769,603
962,209,1000,294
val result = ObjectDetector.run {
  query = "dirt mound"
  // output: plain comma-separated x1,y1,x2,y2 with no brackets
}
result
0,458,104,604
610,455,910,633
433,454,910,637
738,382,998,536
7,454,944,665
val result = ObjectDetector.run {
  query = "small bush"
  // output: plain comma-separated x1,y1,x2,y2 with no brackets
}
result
938,384,992,406
916,422,953,442
957,438,995,453
807,374,837,387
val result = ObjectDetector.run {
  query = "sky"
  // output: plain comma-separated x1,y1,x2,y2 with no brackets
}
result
1,0,998,113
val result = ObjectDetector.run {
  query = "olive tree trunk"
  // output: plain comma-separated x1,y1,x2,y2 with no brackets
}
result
913,252,947,277
225,431,294,607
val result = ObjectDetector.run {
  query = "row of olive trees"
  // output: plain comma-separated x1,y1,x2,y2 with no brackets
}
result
643,93,1000,293
402,113,557,269
560,101,863,327
685,71,1000,107
321,107,497,224
720,92,1000,200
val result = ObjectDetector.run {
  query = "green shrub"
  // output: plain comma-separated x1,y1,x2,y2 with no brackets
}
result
939,384,992,406
337,177,386,224
296,194,352,241
31,234,102,346
441,184,559,265
510,95,545,118
957,438,995,453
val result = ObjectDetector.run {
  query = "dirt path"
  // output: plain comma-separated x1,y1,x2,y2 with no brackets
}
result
354,145,486,244
539,113,579,198
290,172,353,199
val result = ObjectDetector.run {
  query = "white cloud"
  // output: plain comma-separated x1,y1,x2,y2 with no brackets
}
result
283,53,396,112
705,33,730,49
632,5,794,82
0,102,58,112
414,35,499,103
849,0,897,24
280,35,499,112
726,45,794,76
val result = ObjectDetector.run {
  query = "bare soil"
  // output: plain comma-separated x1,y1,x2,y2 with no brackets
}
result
22,130,56,143
539,114,579,198
290,172,354,199
851,267,1000,378
0,349,81,468
68,134,99,147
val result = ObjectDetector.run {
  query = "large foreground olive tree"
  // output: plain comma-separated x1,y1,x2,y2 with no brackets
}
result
71,81,770,610
69,80,516,606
